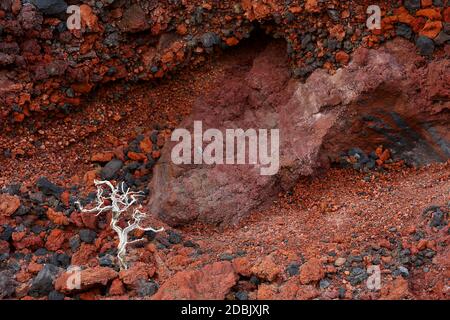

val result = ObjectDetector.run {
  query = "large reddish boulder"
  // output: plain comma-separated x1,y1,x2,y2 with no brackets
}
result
298,258,325,285
148,38,449,226
152,261,238,300
55,266,118,293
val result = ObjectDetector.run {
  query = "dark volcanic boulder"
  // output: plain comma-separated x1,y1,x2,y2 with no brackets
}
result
32,0,67,16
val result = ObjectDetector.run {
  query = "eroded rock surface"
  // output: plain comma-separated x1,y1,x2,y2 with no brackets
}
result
148,38,449,226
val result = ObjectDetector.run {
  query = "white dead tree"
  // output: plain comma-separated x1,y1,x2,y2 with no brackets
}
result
75,180,164,270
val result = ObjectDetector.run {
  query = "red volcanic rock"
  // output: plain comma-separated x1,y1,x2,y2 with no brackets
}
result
381,278,411,300
80,212,98,230
152,261,238,300
232,257,252,277
148,41,291,226
257,280,320,300
46,208,69,226
45,229,65,251
420,21,442,39
108,278,125,296
148,38,449,226
80,4,99,31
117,4,149,33
13,234,43,250
119,262,156,288
305,0,321,13
298,258,325,285
55,266,118,293
250,255,282,281
0,193,20,216
71,243,97,266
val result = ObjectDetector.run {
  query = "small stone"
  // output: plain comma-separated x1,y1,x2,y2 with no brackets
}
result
69,235,80,252
79,229,97,244
0,270,17,299
398,266,409,278
117,4,149,33
335,51,350,65
235,291,248,300
0,225,14,241
334,257,346,267
136,279,158,297
416,36,435,56
99,254,113,267
299,258,325,284
55,266,118,293
429,209,446,228
0,193,20,216
183,240,199,248
32,0,67,15
200,32,220,48
101,159,123,180
319,278,331,289
167,230,182,244
219,253,234,261
286,262,300,276
35,248,48,256
404,0,421,13
36,177,63,197
434,32,450,45
338,287,346,299
48,290,65,300
348,267,368,286
29,264,61,297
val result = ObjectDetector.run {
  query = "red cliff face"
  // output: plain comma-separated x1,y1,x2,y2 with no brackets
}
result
0,0,448,128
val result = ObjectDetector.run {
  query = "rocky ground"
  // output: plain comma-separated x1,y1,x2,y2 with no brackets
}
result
0,0,449,300
1,0,449,126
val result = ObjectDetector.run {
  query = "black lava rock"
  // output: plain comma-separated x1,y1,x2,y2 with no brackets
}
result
430,208,447,228
34,248,48,256
396,23,413,40
286,262,300,276
29,264,60,297
404,0,421,13
183,240,199,248
99,254,113,267
101,159,123,180
416,36,435,56
48,290,65,300
167,230,182,244
0,225,14,241
219,253,234,261
32,0,68,15
235,291,249,300
50,253,70,268
0,270,17,299
36,177,63,197
79,229,97,244
137,280,158,297
69,235,80,252
200,32,220,48
319,278,331,289
434,31,450,46
347,267,368,286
